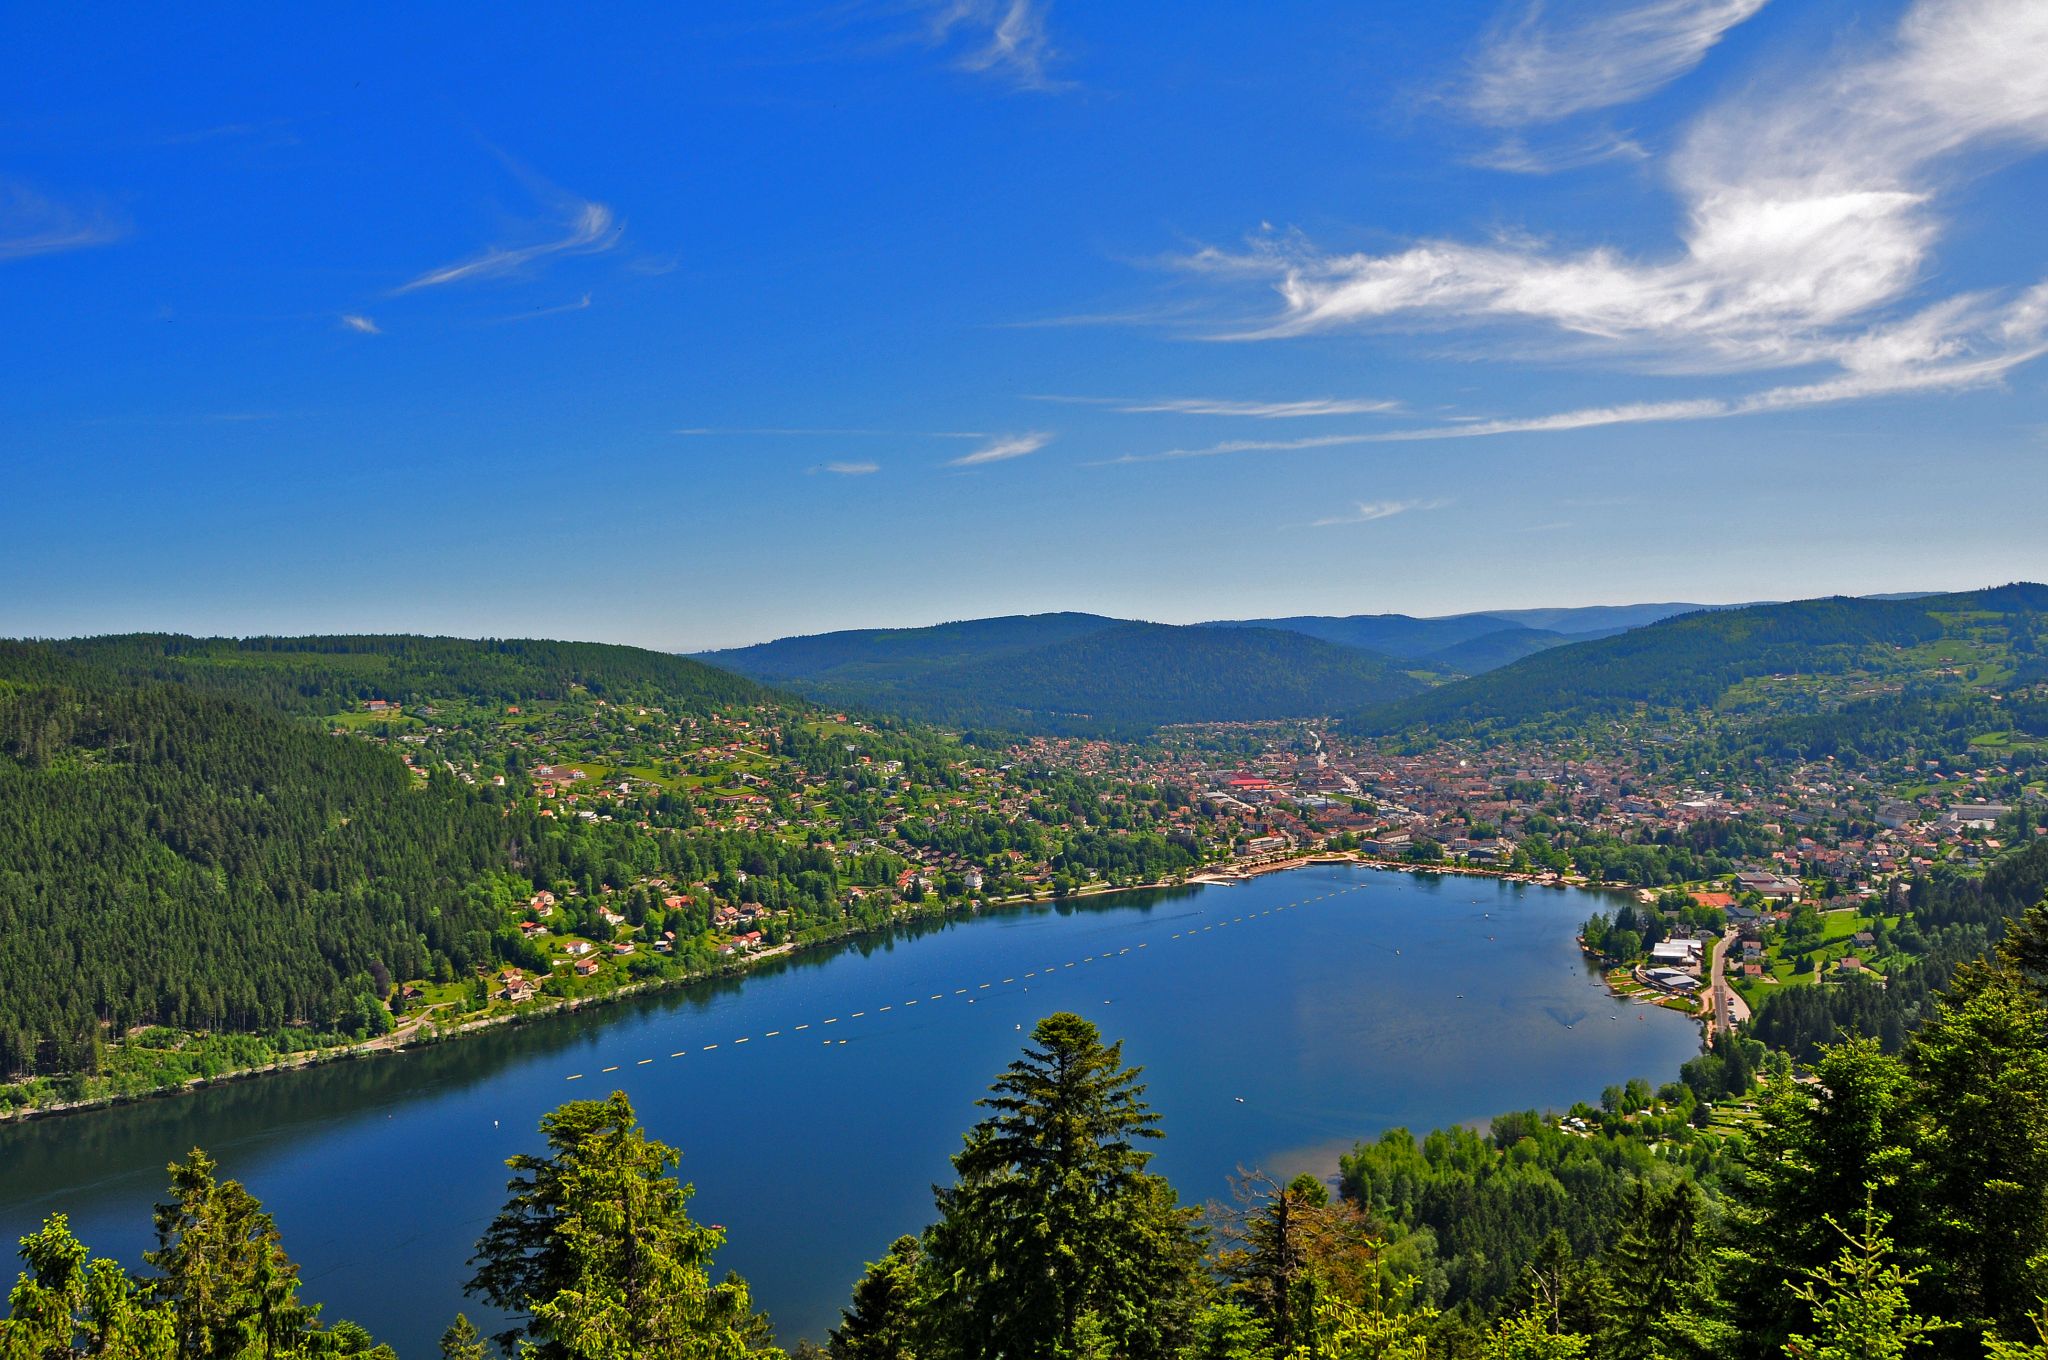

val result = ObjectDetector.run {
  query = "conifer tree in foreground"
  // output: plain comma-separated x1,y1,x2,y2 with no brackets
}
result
467,1089,777,1360
916,1012,1206,1360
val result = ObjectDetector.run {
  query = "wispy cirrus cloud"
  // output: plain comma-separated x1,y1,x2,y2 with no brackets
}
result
1040,394,1402,418
339,313,381,335
1467,127,1649,174
949,431,1052,466
0,181,124,262
1108,303,2048,462
490,293,593,324
931,0,1065,90
1311,498,1450,527
1467,0,1770,126
396,198,621,292
816,460,881,476
1174,0,2048,439
674,426,985,439
1099,434,1366,465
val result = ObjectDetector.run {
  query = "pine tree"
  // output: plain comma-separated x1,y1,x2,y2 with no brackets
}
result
1591,1179,1730,1360
1216,1173,1380,1353
146,1150,317,1360
438,1314,487,1360
1782,1195,1944,1360
1482,1308,1587,1360
468,1090,775,1360
919,1013,1205,1360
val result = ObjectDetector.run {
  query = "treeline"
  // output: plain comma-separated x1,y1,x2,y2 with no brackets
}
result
16,978,2048,1359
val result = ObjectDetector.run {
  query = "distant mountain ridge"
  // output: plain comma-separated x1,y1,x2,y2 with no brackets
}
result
697,590,2025,738
694,600,1763,735
1206,602,1739,671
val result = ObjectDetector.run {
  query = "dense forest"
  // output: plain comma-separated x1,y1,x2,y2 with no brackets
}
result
0,680,514,1078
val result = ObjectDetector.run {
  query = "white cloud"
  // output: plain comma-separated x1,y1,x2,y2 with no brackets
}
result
674,426,985,438
397,199,621,292
1468,127,1650,174
490,293,593,324
1468,0,1771,125
818,461,881,476
339,313,381,335
1181,0,2048,436
1112,297,2048,460
1311,498,1450,527
932,0,1064,90
0,181,123,261
949,431,1052,466
1046,395,1402,418
1104,433,1369,465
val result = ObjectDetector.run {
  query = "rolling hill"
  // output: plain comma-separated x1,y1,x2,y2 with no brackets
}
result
708,619,1424,735
698,613,1120,688
1346,583,2048,739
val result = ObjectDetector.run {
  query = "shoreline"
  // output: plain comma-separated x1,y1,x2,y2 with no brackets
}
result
0,857,1245,1126
0,849,1651,1127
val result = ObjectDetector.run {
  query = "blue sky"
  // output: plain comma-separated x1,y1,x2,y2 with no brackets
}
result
5,0,2046,649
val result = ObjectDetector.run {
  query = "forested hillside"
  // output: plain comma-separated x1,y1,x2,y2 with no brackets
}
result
1348,584,2048,740
0,680,513,1077
753,623,1423,736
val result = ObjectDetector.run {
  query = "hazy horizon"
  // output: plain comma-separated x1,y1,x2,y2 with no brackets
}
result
2,574,2026,655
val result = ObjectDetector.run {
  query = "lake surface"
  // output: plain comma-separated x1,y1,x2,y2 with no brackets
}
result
0,865,1699,1352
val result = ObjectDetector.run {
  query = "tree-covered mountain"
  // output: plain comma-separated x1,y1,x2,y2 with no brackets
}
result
697,601,1728,731
1347,583,2048,740
699,613,1121,686
713,620,1425,736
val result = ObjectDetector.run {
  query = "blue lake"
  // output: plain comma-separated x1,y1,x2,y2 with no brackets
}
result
0,864,1699,1352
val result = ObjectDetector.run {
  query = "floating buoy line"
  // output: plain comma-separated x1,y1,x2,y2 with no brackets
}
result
563,883,1377,1083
